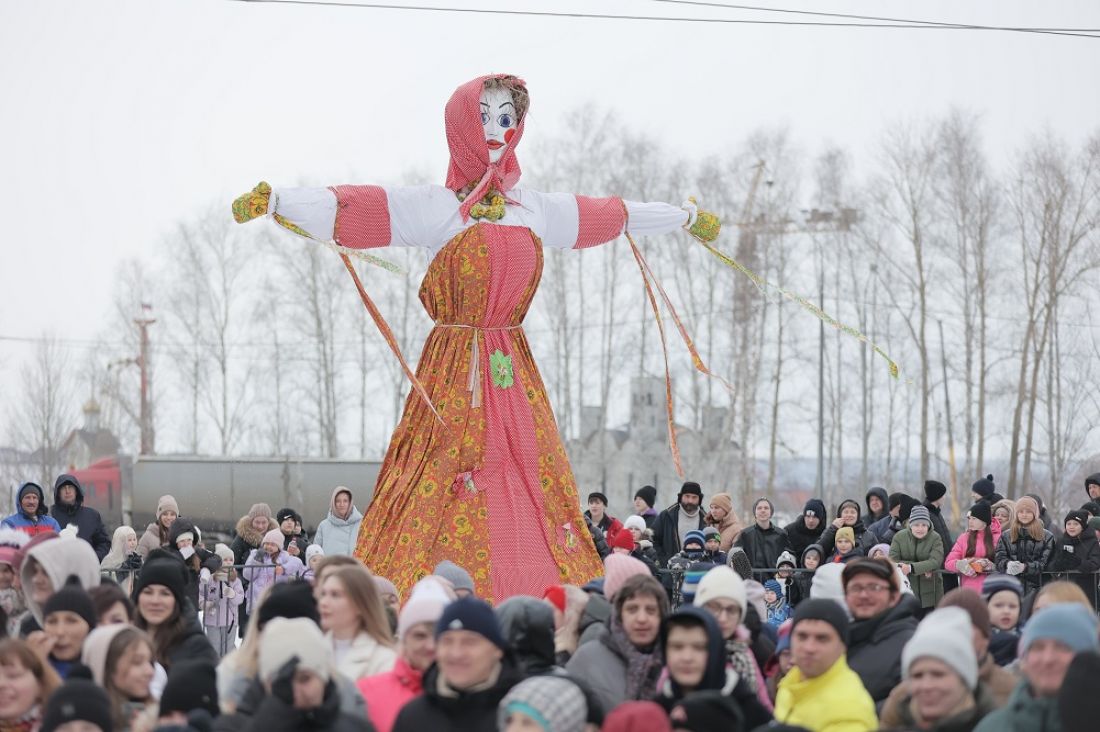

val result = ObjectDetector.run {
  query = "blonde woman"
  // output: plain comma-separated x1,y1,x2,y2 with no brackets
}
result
100,526,142,594
317,565,397,680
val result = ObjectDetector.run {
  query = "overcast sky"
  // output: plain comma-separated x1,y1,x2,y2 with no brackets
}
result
2,0,1099,399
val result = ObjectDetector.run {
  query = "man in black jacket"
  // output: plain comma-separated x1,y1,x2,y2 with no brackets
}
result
51,474,111,560
651,482,706,569
784,498,826,560
734,497,790,581
394,597,522,732
922,479,957,592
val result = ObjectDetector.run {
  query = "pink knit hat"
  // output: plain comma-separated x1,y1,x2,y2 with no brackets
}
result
603,554,651,601
262,529,284,548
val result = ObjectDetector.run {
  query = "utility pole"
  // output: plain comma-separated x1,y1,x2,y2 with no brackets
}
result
938,320,959,526
135,305,156,455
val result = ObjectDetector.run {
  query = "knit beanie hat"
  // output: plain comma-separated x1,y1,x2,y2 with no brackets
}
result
43,576,98,629
980,573,1023,601
275,508,300,525
256,580,320,629
968,501,992,527
41,676,112,732
743,580,766,623
300,544,324,565
214,543,235,566
802,499,827,522
868,543,891,559
708,493,733,514
907,505,932,527
680,563,711,605
902,606,978,688
1081,502,1100,517
259,617,331,682
1065,510,1090,532
1014,495,1041,522
937,588,992,639
702,526,721,543
133,555,188,609
634,486,657,509
156,494,180,517
160,659,219,717
1020,603,1100,656
0,527,29,569
603,554,651,601
262,528,284,548
924,480,948,502
668,690,744,731
588,492,609,506
764,579,783,596
776,550,797,568
372,575,398,602
835,526,855,545
888,492,907,511
1059,651,1100,732
679,482,703,499
602,701,672,732
792,598,850,646
810,563,848,610
623,515,647,533
543,585,566,613
728,548,752,581
436,596,507,651
693,566,746,614
248,502,273,521
1090,516,1100,533
434,560,476,595
497,674,587,732
682,530,706,552
972,475,995,499
611,530,636,553
398,577,452,640
81,624,131,686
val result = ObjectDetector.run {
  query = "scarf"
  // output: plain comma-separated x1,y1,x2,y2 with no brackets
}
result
724,637,757,685
0,705,42,732
605,616,663,701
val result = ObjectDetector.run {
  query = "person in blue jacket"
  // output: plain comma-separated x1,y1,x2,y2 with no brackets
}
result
50,474,111,560
2,482,61,537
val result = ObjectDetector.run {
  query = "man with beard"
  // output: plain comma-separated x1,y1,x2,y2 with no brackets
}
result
735,498,790,581
652,482,706,569
785,499,827,559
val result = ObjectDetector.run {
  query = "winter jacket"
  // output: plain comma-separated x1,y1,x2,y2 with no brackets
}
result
20,536,101,625
392,658,522,732
863,514,902,551
773,654,878,732
994,528,1055,594
584,515,612,560
972,679,1062,732
202,575,244,628
243,678,374,732
651,504,705,567
654,666,773,730
50,474,111,559
496,596,558,677
243,548,304,613
881,653,1017,728
2,482,61,537
945,522,1003,593
925,500,955,555
784,515,825,560
164,519,223,612
314,487,364,556
734,522,791,580
889,528,945,608
883,682,998,732
161,604,220,670
819,507,870,556
232,514,279,568
138,522,169,559
576,592,612,648
217,664,367,724
630,544,661,577
329,631,397,681
639,507,658,529
585,510,625,546
865,487,890,525
846,594,920,703
1049,531,1100,607
565,625,634,714
357,657,424,732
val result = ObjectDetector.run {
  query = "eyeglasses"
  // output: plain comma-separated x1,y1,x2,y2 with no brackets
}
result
702,602,742,618
845,583,890,596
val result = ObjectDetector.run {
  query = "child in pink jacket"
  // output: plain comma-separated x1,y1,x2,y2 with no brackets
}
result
243,528,304,614
945,501,1001,592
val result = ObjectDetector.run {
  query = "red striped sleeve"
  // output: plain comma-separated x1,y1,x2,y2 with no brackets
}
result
330,185,392,249
574,195,626,249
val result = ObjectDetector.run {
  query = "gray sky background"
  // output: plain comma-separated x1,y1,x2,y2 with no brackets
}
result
2,0,1099,393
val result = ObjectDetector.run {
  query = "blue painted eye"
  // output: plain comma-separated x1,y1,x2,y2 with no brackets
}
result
497,113,514,128
481,112,490,126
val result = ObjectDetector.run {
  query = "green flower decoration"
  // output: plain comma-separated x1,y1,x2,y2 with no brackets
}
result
490,349,514,389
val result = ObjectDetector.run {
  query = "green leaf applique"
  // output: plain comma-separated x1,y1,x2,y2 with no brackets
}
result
490,349,514,389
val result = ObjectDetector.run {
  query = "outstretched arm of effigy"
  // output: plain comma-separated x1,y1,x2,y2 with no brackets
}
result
232,182,456,249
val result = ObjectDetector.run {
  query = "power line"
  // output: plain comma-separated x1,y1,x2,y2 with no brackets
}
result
224,0,1100,38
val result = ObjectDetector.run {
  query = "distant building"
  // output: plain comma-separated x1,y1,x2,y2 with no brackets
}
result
58,399,120,471
564,376,742,517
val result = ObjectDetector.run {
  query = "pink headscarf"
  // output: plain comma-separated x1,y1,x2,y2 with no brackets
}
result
444,73,528,221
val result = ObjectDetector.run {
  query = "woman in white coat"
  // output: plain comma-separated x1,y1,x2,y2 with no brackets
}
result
313,486,363,556
317,564,397,680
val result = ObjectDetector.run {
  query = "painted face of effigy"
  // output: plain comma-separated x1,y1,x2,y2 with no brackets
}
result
480,86,517,164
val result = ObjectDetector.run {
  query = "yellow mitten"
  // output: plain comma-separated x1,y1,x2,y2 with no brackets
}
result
683,197,721,242
232,181,272,223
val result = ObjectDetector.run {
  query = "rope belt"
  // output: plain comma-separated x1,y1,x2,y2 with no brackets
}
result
434,323,523,408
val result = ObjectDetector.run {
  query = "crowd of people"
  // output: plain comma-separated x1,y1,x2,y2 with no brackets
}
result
0,472,1098,732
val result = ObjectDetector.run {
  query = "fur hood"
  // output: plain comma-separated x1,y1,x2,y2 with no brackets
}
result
235,514,278,548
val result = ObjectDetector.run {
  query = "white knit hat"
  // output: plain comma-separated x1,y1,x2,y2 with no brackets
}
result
213,543,234,565
259,617,331,683
809,563,849,615
693,566,747,614
902,606,978,689
305,544,325,562
623,515,647,532
398,577,452,640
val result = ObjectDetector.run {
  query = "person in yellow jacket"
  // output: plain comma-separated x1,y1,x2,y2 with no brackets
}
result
774,599,878,732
